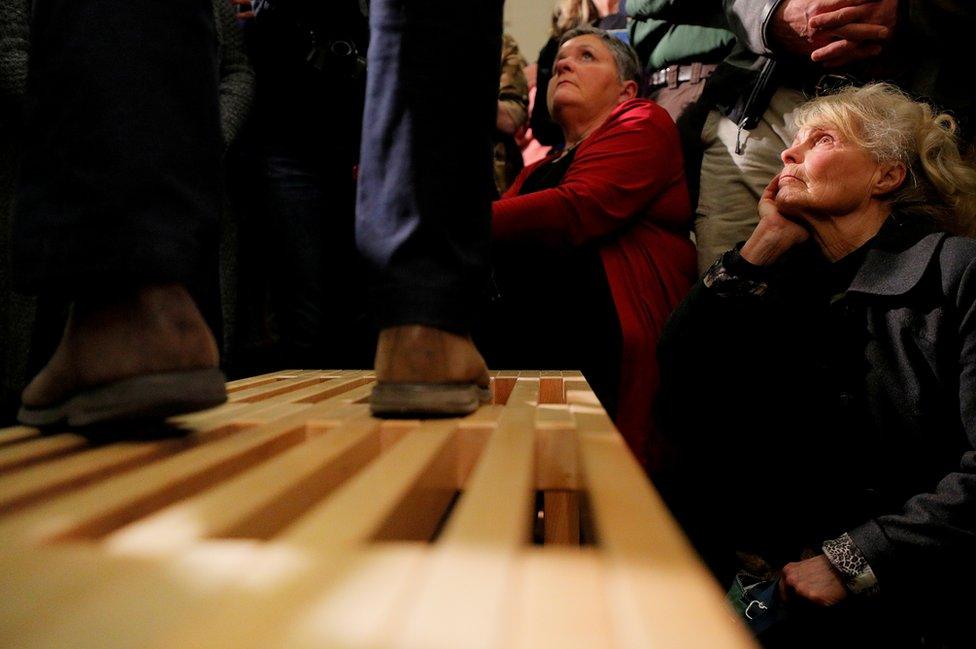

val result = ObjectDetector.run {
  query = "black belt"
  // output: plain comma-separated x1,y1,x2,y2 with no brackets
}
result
646,63,717,89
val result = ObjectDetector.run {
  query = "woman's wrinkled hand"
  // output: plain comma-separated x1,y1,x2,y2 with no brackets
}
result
779,555,849,607
740,175,810,266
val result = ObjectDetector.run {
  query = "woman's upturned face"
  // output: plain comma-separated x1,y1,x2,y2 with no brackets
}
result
547,35,626,121
776,125,887,218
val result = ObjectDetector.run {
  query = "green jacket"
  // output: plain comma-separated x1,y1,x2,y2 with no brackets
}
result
627,0,734,71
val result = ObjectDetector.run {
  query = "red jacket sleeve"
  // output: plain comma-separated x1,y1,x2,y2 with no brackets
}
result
492,99,686,248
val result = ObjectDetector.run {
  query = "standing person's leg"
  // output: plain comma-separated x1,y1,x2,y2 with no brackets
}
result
694,88,804,273
14,0,227,426
261,150,371,369
356,0,502,415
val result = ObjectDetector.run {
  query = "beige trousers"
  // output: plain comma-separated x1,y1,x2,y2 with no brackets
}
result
694,87,806,273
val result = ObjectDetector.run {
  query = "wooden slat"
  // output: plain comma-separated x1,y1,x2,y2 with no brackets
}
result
538,371,565,404
0,425,41,448
0,548,183,647
0,406,284,511
105,414,384,554
0,402,328,546
543,491,580,546
508,549,612,649
281,419,459,548
439,377,538,546
280,419,457,551
228,371,330,403
389,379,540,649
573,403,756,648
256,372,372,405
166,401,251,428
392,546,517,649
235,546,427,649
535,404,578,490
455,405,504,488
129,546,424,649
0,542,304,649
0,401,309,516
0,433,88,473
0,434,227,516
490,370,519,405
225,369,303,391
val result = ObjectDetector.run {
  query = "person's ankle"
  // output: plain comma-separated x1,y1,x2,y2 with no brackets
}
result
374,324,488,386
21,283,218,407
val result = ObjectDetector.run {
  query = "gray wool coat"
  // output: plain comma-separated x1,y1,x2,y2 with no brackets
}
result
844,231,976,582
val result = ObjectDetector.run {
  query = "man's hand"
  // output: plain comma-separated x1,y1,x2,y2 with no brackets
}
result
808,0,897,67
779,555,849,607
769,0,836,56
768,0,896,67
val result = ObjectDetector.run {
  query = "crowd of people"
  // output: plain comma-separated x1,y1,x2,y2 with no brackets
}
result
1,0,975,646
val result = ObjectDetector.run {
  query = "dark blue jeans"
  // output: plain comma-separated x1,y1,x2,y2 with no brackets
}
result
355,0,502,334
258,149,372,368
14,0,222,294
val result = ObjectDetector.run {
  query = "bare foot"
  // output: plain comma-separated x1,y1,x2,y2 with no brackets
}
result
21,284,219,409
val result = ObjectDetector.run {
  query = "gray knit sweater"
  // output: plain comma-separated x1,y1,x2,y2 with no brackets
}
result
213,0,255,149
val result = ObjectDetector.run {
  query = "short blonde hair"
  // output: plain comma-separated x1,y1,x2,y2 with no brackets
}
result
793,83,976,235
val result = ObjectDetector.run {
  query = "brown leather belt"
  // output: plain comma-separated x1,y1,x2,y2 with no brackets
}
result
646,63,717,89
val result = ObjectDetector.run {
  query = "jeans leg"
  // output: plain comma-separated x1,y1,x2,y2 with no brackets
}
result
355,0,502,334
261,151,371,367
14,0,222,294
694,88,804,273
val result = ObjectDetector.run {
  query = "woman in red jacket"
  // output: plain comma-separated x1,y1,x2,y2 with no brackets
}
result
488,25,696,468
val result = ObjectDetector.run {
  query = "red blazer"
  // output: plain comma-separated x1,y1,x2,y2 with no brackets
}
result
493,98,697,468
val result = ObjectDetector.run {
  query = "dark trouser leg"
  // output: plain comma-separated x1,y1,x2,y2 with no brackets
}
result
260,150,372,368
14,0,222,294
12,0,226,427
356,0,502,334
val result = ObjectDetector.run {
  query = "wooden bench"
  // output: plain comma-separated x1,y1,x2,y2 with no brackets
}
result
0,370,755,648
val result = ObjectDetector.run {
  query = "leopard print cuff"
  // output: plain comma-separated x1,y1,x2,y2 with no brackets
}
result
703,248,770,297
822,532,879,596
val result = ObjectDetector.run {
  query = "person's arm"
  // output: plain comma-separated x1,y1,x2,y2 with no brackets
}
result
724,0,895,66
214,0,256,149
850,245,976,591
493,103,686,248
782,242,976,607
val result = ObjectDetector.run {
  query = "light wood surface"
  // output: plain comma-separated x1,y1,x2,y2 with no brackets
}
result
0,369,755,648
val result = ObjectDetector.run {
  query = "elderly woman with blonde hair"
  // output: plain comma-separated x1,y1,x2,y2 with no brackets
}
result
656,83,976,648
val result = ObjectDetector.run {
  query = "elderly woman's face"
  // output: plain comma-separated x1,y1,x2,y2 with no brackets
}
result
547,35,625,121
776,125,887,218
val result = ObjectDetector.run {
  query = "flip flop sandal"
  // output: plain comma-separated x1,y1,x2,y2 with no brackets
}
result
17,368,228,428
369,382,492,418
